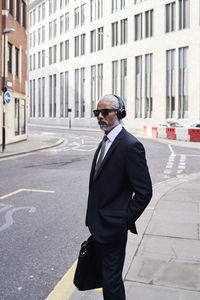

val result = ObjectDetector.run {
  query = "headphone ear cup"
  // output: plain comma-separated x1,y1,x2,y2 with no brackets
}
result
114,95,126,119
117,108,126,119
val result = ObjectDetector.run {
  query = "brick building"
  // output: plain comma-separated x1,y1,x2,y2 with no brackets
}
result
1,0,28,147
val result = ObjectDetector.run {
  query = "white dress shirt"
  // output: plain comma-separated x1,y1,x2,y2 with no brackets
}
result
97,124,123,163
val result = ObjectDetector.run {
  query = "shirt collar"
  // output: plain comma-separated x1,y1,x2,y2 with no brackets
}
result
106,124,123,143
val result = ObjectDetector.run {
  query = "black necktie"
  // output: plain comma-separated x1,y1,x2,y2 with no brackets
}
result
94,135,108,177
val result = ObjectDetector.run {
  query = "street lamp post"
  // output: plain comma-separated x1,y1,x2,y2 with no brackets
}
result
2,28,15,152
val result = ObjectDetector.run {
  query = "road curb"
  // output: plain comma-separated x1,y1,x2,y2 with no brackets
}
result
0,138,65,159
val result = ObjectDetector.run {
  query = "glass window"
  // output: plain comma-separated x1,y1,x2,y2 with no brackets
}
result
98,64,103,99
42,50,45,67
33,79,36,117
98,27,103,50
42,77,45,117
91,65,96,116
75,69,79,117
42,2,45,19
53,19,57,38
75,7,80,28
33,8,36,24
21,1,26,28
16,0,20,22
49,47,52,64
60,42,64,61
75,36,79,57
53,74,57,117
91,0,96,21
8,43,12,74
98,0,103,18
166,2,176,33
179,47,188,118
49,22,52,40
42,26,45,43
65,12,69,32
65,40,69,59
60,15,64,35
30,55,32,71
135,56,142,118
21,99,26,134
53,45,57,63
166,49,175,118
179,0,190,29
121,0,125,10
112,0,117,13
38,78,41,117
38,51,41,68
112,22,118,47
90,30,96,52
65,71,69,117
53,0,57,13
81,4,86,25
49,75,53,117
81,68,85,117
112,60,118,95
145,53,153,118
49,0,52,16
81,34,86,55
38,5,41,22
15,99,20,135
30,80,32,117
135,13,142,40
15,47,19,77
38,28,41,45
120,58,127,103
120,18,128,44
60,73,64,117
145,9,153,38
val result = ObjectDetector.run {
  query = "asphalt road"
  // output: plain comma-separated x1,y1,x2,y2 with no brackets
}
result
0,127,200,300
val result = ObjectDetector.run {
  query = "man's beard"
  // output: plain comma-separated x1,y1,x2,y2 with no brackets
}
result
98,118,119,132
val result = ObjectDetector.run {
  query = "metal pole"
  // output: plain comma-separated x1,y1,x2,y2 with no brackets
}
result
2,33,6,152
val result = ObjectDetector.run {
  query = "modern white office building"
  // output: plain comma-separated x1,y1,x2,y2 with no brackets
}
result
28,0,200,130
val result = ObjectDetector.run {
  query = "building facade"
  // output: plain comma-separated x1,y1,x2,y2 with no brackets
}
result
0,0,28,146
28,0,200,130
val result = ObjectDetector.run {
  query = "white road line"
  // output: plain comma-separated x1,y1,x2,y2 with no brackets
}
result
168,144,175,155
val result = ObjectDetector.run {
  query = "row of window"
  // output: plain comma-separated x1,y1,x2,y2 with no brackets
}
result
166,0,190,32
7,43,20,77
29,1,191,52
7,0,26,28
29,0,104,28
29,47,189,120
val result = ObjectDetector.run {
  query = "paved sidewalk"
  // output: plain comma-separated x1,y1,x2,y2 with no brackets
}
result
0,133,64,159
71,173,200,300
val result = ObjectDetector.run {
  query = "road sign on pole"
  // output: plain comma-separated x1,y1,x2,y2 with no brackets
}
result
4,91,11,104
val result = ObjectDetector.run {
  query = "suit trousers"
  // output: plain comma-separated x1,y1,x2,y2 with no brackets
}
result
94,236,127,300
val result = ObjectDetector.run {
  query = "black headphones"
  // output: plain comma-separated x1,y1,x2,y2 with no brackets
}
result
113,95,126,119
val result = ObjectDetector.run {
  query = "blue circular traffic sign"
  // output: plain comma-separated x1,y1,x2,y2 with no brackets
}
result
4,91,11,104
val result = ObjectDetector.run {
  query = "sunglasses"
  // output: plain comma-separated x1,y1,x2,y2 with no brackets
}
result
93,109,116,117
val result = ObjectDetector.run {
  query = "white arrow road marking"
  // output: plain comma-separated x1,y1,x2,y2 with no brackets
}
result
0,206,36,232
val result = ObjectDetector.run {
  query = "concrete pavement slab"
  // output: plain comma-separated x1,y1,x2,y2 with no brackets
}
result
138,235,200,261
126,255,200,290
125,281,200,300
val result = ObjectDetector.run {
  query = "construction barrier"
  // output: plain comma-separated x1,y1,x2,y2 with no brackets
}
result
144,125,200,142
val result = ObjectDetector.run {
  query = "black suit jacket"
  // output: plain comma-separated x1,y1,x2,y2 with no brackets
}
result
86,128,152,243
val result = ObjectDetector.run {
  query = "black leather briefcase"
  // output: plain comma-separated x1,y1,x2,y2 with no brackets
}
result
73,236,102,291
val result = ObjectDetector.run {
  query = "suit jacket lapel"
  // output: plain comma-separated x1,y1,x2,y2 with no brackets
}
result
91,128,126,184
89,141,102,187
